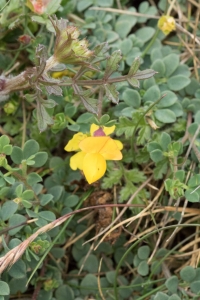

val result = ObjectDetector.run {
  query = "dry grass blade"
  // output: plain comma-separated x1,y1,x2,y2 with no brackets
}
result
0,203,135,274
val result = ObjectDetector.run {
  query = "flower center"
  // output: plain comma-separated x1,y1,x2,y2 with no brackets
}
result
93,128,106,137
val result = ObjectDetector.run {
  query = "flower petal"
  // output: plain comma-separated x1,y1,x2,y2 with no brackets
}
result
114,140,123,150
103,125,116,135
70,151,86,170
64,132,87,152
79,137,122,160
90,124,116,136
83,153,106,184
90,124,99,136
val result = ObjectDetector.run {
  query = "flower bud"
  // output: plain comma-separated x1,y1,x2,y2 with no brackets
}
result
158,15,176,35
46,17,93,69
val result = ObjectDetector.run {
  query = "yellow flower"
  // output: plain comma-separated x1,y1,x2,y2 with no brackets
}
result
64,124,123,184
158,15,176,35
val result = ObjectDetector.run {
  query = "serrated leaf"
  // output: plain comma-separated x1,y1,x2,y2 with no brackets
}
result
41,99,57,108
128,57,141,76
127,77,140,88
104,50,122,79
133,69,157,80
45,85,63,96
37,102,54,132
104,84,119,103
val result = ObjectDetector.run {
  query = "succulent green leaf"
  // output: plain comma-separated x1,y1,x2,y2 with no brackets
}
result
122,89,141,108
155,109,176,123
0,281,10,295
163,54,179,77
165,276,179,293
137,261,149,276
33,152,48,167
1,201,18,221
150,149,164,162
11,146,23,164
180,266,196,282
167,75,190,91
138,245,150,260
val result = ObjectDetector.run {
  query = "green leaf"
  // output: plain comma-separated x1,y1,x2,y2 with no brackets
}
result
106,271,116,284
48,185,64,202
122,89,141,108
163,54,179,77
65,195,79,207
155,109,176,123
0,281,10,296
37,103,54,132
151,59,165,77
116,116,136,138
38,210,56,221
8,214,27,235
153,160,168,179
135,26,155,43
137,261,149,276
27,173,42,185
80,274,97,296
143,85,160,103
1,201,18,221
23,140,39,159
78,254,98,273
160,132,171,151
138,245,150,260
154,292,169,300
33,152,48,167
190,281,200,294
40,194,54,206
127,77,140,88
150,149,164,162
9,277,27,294
157,91,177,108
133,69,157,80
180,266,196,282
55,285,74,300
45,0,61,14
31,15,46,24
11,146,23,164
77,0,93,11
3,144,12,155
167,75,190,91
104,84,119,103
115,10,137,38
188,174,200,188
16,184,23,197
22,190,34,200
165,276,178,293
104,50,122,79
8,260,26,278
185,189,199,203
128,57,141,76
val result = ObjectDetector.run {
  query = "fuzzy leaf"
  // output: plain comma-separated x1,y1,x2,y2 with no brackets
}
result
104,50,122,79
127,78,140,88
133,69,157,80
128,57,141,76
37,103,54,132
45,85,63,96
104,84,119,103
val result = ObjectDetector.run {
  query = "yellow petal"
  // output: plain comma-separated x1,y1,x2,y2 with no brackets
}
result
158,15,176,35
90,124,116,136
90,124,100,136
79,137,122,160
103,125,116,135
83,153,106,184
70,151,86,170
64,132,87,152
114,140,123,150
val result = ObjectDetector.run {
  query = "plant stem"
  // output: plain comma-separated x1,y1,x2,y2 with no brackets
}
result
141,28,160,58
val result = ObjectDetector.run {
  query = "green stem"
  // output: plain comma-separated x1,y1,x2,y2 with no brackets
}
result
141,28,160,58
